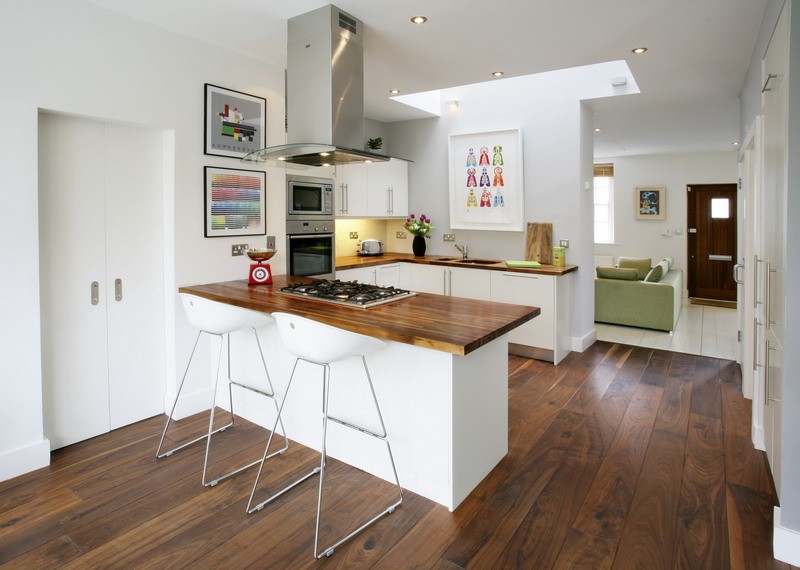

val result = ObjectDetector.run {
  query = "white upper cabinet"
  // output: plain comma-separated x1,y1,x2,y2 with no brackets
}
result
335,158,409,218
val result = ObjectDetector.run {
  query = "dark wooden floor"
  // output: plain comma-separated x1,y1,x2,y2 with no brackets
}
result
1,342,795,568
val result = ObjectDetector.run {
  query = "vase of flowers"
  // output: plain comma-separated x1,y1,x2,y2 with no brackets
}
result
404,214,433,257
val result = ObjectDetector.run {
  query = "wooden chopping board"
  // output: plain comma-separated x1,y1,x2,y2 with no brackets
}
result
525,222,553,264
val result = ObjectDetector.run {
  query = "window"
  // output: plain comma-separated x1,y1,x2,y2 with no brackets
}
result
594,163,614,243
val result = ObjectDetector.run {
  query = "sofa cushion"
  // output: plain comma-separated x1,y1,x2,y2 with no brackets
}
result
618,257,652,280
644,264,663,282
597,266,639,280
662,256,674,270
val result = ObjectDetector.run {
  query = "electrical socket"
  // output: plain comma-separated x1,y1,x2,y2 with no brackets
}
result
349,231,359,239
396,231,407,239
231,244,249,256
443,234,456,242
266,235,276,250
559,239,570,248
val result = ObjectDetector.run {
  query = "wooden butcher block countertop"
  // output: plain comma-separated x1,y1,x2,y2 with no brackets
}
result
336,252,577,276
180,275,539,357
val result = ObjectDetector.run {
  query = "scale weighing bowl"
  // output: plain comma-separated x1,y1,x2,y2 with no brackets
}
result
247,249,276,263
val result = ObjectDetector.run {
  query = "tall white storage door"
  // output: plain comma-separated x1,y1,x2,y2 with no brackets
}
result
39,113,166,450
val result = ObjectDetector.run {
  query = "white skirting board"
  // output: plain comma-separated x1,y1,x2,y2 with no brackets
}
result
0,438,51,482
774,507,800,566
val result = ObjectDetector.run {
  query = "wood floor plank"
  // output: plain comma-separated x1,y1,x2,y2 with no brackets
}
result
691,356,722,419
640,349,673,387
572,383,663,539
611,429,686,569
721,381,774,495
673,413,730,568
0,346,786,568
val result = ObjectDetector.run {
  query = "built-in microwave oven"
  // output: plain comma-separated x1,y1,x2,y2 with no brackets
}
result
286,174,334,219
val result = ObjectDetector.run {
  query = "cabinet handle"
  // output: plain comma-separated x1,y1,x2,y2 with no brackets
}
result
115,278,123,301
766,264,782,327
501,272,539,279
764,341,780,403
753,317,761,371
448,269,452,296
754,255,763,308
91,281,99,305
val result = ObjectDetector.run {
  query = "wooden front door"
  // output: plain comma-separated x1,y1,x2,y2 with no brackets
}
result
687,183,738,301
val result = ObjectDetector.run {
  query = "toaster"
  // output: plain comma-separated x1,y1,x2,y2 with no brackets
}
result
359,239,383,256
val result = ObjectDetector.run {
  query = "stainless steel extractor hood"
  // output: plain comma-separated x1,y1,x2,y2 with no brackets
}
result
242,5,388,167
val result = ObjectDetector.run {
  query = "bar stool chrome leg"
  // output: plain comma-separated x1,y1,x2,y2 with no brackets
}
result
157,326,289,487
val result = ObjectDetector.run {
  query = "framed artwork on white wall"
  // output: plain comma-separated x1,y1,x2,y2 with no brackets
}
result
634,185,666,220
448,128,524,231
204,166,266,237
204,83,266,159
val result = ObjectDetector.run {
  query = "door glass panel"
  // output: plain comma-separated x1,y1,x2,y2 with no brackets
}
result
711,198,729,218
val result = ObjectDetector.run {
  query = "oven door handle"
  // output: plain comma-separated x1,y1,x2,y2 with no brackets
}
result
288,233,335,240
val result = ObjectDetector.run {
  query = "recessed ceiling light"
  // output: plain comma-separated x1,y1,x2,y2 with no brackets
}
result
732,141,740,146
631,47,648,54
389,89,399,95
491,71,504,77
319,152,330,157
410,15,427,24
593,128,602,133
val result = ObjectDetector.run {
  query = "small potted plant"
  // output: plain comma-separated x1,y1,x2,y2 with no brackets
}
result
404,213,434,257
366,137,383,152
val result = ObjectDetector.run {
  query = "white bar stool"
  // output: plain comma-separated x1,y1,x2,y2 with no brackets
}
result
247,312,403,559
155,293,288,486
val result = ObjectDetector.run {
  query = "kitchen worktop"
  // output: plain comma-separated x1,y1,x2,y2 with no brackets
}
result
336,252,578,276
179,275,538,356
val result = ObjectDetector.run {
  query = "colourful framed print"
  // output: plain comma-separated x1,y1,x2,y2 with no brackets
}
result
448,128,524,231
204,167,266,237
635,186,666,220
204,83,266,158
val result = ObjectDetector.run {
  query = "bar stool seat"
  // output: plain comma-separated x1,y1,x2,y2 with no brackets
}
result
155,293,288,486
247,312,403,559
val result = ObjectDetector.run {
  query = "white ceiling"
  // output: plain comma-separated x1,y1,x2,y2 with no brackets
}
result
82,0,768,157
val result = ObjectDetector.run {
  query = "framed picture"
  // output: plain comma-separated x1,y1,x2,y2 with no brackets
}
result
635,186,666,220
448,128,524,231
204,83,266,158
204,166,266,237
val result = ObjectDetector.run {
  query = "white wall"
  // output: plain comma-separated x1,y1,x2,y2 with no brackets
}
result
593,152,738,297
385,62,637,350
0,0,286,480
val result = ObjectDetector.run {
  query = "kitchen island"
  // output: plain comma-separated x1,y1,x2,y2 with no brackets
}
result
180,276,538,510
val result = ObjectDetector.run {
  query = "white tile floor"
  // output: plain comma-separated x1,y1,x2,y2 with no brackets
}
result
594,301,739,361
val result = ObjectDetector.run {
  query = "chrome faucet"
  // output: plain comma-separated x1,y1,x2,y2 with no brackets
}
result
454,243,468,259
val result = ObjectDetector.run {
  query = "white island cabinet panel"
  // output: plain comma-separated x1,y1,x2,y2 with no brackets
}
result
376,263,401,287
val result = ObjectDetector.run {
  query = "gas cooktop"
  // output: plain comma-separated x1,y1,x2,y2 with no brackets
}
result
280,279,416,308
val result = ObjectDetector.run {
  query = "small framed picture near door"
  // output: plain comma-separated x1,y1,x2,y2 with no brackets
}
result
204,167,266,237
635,186,666,220
204,83,266,158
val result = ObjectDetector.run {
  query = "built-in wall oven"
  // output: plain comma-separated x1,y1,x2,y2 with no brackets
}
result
286,175,335,279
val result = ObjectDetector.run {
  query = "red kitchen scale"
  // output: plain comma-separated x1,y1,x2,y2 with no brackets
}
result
247,249,276,285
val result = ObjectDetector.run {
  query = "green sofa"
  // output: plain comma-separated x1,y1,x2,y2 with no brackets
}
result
594,257,683,332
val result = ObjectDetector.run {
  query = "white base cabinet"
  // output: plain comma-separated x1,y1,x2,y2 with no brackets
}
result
489,271,571,364
337,263,402,288
405,264,491,300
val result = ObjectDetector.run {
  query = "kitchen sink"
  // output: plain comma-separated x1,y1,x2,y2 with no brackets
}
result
436,257,499,265
456,259,500,265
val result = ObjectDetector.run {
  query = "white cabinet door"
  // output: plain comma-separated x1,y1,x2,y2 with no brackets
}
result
448,267,491,300
368,158,408,217
376,264,401,287
337,266,377,284
334,163,368,217
490,272,555,351
409,264,447,295
39,114,166,449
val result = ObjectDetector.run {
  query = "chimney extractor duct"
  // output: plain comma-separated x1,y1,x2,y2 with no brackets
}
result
243,5,388,167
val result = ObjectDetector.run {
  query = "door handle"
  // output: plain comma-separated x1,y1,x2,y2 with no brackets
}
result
762,73,778,93
91,281,99,305
733,263,744,284
115,278,123,301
